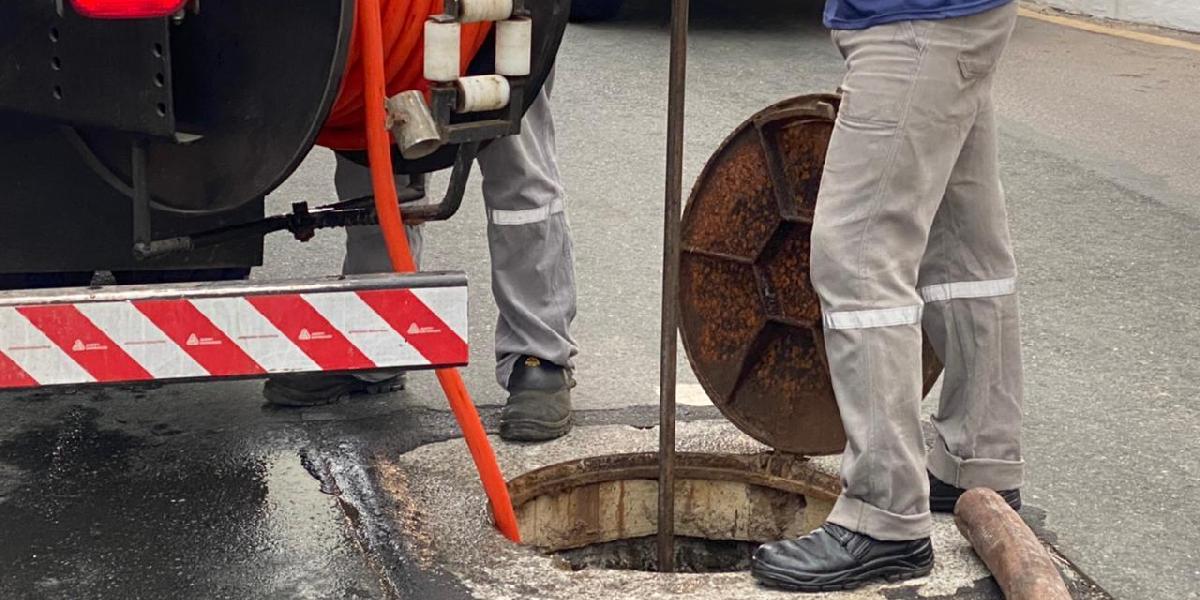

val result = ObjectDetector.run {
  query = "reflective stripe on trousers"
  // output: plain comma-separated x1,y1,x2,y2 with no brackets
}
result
338,70,578,390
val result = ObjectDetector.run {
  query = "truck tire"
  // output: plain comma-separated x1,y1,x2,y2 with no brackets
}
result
570,0,624,22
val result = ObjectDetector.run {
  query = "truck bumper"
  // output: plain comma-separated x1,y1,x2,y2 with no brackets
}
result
0,272,468,390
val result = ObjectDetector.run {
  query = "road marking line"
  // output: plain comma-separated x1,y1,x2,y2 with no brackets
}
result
1019,6,1200,53
657,382,713,407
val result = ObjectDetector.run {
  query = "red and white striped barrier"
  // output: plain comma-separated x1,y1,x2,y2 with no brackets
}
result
0,273,468,389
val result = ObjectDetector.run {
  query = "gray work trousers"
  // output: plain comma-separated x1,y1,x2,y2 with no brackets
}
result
335,75,578,389
811,2,1024,541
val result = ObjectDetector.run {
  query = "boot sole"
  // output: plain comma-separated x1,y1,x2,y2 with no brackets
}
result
752,554,934,593
499,414,573,442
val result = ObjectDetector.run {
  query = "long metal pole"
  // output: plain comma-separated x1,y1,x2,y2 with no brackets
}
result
657,0,689,573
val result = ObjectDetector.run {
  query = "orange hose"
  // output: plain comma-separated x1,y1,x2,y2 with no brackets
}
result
319,0,493,150
355,0,522,543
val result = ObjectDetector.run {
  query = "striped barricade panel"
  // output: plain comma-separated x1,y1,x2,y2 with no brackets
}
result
0,273,468,389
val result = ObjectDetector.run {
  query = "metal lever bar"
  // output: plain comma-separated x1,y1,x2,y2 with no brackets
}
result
132,142,481,260
657,0,690,573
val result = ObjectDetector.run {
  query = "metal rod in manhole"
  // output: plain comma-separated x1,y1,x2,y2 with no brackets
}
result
657,0,691,574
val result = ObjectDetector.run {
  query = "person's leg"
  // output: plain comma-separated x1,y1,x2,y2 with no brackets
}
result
262,154,426,406
753,2,1018,592
920,94,1025,512
477,70,579,441
813,20,996,545
337,153,426,275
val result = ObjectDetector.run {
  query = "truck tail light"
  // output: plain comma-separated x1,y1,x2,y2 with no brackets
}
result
70,0,188,19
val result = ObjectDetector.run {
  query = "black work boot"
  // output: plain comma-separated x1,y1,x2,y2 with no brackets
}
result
262,371,406,407
499,356,574,442
751,523,934,592
928,471,1022,513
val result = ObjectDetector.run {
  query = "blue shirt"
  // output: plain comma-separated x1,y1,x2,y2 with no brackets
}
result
824,0,1013,29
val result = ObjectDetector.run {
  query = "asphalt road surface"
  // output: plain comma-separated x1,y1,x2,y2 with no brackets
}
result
2,2,1198,599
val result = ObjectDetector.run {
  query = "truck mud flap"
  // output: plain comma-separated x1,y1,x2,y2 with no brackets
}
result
0,273,467,390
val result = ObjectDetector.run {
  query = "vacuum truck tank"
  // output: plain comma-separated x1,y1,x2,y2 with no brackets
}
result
0,0,567,279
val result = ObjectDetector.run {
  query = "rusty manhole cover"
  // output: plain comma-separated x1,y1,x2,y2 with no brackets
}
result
678,94,942,456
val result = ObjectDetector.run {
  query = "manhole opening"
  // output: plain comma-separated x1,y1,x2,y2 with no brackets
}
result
556,535,756,573
507,452,842,573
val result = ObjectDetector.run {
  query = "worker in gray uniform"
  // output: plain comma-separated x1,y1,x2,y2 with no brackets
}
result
752,0,1024,592
264,75,578,443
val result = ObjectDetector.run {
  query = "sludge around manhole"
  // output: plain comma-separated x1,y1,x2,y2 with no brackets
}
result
506,451,840,573
557,536,758,572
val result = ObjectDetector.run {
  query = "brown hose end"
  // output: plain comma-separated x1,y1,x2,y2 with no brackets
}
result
954,488,1072,600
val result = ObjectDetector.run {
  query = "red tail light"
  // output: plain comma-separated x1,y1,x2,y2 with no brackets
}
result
70,0,188,19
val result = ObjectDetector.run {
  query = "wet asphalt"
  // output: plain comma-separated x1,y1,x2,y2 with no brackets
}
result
3,1,1200,598
0,379,721,599
0,382,384,599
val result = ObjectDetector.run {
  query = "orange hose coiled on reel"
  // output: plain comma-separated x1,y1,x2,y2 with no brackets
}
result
317,0,493,150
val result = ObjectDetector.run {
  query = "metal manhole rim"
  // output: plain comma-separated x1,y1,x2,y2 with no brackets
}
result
506,451,841,507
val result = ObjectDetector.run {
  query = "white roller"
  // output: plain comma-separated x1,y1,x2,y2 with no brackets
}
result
459,0,513,23
424,20,461,82
495,17,532,76
455,75,511,113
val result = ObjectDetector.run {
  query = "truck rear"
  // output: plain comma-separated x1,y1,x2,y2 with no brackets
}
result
0,0,566,390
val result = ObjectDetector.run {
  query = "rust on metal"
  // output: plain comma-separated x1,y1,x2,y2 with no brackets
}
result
679,94,943,456
955,488,1072,600
680,135,780,261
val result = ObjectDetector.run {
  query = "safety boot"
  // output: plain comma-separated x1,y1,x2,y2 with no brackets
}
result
752,523,934,592
928,471,1022,513
499,356,574,442
262,370,406,407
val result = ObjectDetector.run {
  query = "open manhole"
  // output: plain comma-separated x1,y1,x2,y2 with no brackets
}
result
507,452,839,573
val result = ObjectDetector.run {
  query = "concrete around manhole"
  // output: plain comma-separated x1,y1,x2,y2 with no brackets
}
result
367,421,1011,599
